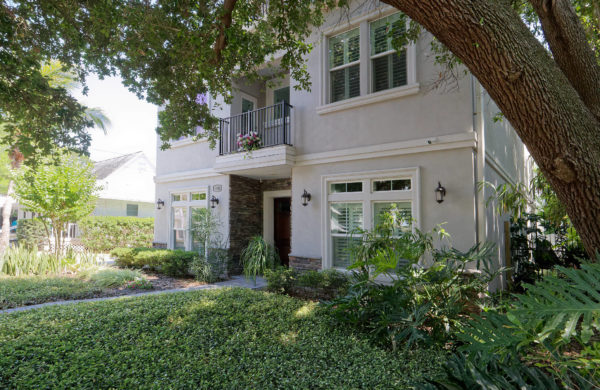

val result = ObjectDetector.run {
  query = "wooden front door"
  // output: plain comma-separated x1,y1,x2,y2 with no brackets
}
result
273,197,291,266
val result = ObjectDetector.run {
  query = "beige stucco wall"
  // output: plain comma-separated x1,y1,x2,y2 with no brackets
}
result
290,147,478,263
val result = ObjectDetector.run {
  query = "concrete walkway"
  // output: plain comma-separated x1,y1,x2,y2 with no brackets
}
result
1,275,266,315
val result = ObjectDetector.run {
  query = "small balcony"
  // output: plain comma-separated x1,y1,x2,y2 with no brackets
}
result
218,101,293,155
215,102,295,179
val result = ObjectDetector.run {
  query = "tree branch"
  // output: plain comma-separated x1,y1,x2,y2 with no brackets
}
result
213,0,238,65
529,0,600,121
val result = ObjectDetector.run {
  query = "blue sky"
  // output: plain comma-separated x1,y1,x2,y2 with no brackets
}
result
73,75,158,164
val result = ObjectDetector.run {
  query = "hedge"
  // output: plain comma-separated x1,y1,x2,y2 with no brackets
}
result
110,247,198,277
78,216,154,252
16,218,48,250
0,288,445,389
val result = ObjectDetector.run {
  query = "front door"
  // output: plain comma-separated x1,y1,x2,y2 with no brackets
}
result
273,197,291,266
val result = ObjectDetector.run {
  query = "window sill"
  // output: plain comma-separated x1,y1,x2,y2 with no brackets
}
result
316,83,419,115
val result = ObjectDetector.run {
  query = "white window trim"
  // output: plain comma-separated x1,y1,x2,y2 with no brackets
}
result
320,9,417,112
320,167,420,270
168,187,209,251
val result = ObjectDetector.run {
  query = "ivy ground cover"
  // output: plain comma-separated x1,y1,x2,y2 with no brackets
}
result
0,288,444,389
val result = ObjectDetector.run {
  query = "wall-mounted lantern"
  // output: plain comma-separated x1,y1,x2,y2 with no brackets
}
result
156,198,165,210
210,195,219,209
435,182,446,204
301,189,312,207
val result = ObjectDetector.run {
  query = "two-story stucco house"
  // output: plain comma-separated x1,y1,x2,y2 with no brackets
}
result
153,3,527,288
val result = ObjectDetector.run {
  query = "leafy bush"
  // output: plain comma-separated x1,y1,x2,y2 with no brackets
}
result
0,245,60,276
0,289,445,388
323,207,500,350
191,247,229,283
240,236,279,282
79,216,154,252
111,247,198,277
438,261,600,388
16,218,48,250
78,267,144,288
265,267,349,299
265,267,297,294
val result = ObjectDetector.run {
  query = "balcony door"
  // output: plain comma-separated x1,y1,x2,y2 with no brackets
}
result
240,93,257,134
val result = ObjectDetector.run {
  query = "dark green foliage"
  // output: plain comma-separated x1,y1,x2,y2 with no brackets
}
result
265,267,349,299
110,247,198,277
0,288,445,388
433,261,600,388
78,216,154,252
423,353,561,390
264,267,297,294
510,213,588,289
16,218,48,250
323,208,499,350
190,248,230,283
240,236,279,282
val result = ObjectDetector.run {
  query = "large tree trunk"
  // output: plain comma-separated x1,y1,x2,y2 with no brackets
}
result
382,0,600,258
0,179,15,253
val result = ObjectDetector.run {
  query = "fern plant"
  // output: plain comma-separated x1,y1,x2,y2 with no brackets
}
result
240,236,279,283
455,261,600,388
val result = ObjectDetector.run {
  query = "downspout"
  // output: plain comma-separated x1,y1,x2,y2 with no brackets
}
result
471,75,485,245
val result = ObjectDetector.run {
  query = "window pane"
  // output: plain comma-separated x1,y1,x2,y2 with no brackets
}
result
172,207,188,230
172,193,188,202
330,203,363,234
370,13,404,55
373,202,412,230
191,192,207,201
332,236,362,268
372,55,390,93
329,28,360,68
274,86,290,104
330,68,347,103
126,204,139,217
190,207,206,253
392,50,407,88
392,179,411,191
348,64,360,98
330,182,363,193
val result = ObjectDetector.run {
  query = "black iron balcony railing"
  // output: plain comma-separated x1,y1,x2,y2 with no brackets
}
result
219,101,293,155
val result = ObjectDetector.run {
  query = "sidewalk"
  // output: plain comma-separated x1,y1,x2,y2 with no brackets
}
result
1,275,266,314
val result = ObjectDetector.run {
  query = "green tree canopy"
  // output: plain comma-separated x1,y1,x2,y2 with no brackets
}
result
13,150,100,256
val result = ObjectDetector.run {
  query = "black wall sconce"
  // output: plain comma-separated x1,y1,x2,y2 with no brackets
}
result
435,182,446,204
301,189,312,207
156,198,165,210
210,195,219,209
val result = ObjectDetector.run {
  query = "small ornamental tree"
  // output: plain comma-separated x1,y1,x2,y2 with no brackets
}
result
13,151,100,257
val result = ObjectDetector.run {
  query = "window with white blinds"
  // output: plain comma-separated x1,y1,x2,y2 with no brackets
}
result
325,170,419,269
329,28,360,103
330,202,363,268
370,13,408,93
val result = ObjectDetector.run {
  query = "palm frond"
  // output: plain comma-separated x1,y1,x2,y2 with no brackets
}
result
84,107,111,133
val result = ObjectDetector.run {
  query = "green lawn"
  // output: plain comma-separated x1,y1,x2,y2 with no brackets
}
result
0,288,444,389
0,268,144,309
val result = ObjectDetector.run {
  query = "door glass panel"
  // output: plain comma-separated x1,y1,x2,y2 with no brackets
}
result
242,98,255,113
172,207,188,250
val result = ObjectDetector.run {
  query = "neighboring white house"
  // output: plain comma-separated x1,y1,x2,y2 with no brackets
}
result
92,151,155,218
153,2,527,289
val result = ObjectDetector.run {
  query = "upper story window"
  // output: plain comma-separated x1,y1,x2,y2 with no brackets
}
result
126,204,139,217
329,28,360,103
370,13,407,92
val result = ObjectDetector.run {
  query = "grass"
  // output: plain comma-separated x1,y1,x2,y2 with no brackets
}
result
0,267,145,309
0,288,444,389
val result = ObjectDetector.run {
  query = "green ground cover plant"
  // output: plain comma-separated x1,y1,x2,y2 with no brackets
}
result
0,267,147,309
265,268,349,300
0,288,445,389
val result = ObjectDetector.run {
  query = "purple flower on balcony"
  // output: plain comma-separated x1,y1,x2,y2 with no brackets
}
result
195,93,207,105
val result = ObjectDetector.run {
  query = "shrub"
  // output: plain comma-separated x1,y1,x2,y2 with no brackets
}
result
79,216,154,252
240,236,279,282
0,245,60,276
265,267,349,300
323,207,500,350
111,247,198,277
265,267,297,294
16,218,48,250
79,267,144,288
191,247,230,283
